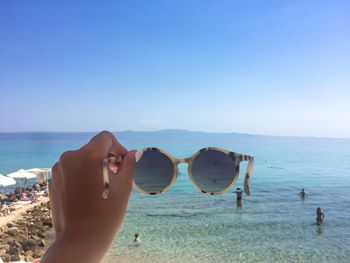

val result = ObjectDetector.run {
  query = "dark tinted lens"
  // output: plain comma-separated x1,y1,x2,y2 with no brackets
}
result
191,150,236,193
133,150,174,194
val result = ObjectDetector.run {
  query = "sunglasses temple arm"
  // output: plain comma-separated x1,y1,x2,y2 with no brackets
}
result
101,156,123,199
244,156,254,195
102,159,110,199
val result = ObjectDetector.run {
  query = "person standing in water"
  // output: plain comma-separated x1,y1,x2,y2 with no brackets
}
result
299,188,308,200
235,188,243,201
133,233,141,244
235,187,243,209
316,207,325,225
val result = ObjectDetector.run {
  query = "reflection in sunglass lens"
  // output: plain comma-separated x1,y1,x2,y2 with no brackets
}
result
133,150,174,194
191,150,237,193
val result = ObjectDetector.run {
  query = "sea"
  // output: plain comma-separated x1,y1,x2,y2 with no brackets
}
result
0,131,349,263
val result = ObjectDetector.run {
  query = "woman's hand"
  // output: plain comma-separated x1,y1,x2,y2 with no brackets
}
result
41,131,136,263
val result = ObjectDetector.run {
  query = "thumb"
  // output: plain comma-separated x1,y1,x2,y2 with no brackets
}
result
118,150,136,179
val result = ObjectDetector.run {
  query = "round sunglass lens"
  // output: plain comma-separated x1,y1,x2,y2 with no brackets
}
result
191,149,236,194
133,149,174,194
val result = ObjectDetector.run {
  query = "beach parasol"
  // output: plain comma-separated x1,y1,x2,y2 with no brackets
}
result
26,168,51,174
0,173,17,187
7,169,37,191
7,169,37,180
26,168,51,184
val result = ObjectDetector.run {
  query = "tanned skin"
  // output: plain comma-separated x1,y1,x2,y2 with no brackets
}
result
41,131,136,263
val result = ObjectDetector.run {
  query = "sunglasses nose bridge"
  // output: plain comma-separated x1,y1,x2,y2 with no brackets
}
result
175,158,189,164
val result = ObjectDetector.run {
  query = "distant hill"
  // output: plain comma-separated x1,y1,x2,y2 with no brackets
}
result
0,129,348,140
117,129,256,137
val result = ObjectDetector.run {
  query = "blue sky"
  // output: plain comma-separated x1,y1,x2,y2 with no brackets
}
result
0,1,349,138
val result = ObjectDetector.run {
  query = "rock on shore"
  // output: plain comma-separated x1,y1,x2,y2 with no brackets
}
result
0,201,53,262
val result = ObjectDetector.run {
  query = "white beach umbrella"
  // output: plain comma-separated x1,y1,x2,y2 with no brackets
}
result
7,169,37,191
26,168,51,183
26,168,44,174
26,168,51,174
7,169,37,180
0,173,17,187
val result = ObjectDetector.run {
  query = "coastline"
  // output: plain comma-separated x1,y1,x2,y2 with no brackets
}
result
0,197,53,262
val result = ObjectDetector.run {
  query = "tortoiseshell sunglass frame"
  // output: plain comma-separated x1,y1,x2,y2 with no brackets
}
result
101,147,254,199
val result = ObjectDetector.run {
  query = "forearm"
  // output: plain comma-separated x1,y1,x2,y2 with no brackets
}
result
41,234,113,263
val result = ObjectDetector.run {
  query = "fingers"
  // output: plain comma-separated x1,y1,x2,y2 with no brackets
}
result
109,150,136,189
48,163,64,238
109,136,128,156
51,162,59,176
48,179,62,237
118,150,136,179
106,138,129,174
51,162,62,184
82,131,114,156
109,150,136,203
84,131,128,175
81,131,128,159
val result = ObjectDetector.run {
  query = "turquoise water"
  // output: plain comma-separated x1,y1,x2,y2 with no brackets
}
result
1,131,350,262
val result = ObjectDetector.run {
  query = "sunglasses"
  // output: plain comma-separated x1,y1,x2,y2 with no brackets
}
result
102,147,254,199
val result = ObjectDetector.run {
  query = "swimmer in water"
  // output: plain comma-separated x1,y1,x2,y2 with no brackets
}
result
235,187,243,209
133,233,141,244
299,188,308,200
316,207,325,225
236,187,243,202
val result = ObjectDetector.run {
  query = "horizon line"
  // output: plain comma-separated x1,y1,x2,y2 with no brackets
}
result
0,129,349,140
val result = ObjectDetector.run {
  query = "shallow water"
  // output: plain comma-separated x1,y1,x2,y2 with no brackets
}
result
1,132,349,262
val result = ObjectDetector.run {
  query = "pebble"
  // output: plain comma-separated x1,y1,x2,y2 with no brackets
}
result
0,201,52,262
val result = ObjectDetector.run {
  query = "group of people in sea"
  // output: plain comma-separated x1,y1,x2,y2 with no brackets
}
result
234,187,325,226
133,187,326,245
298,188,325,225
